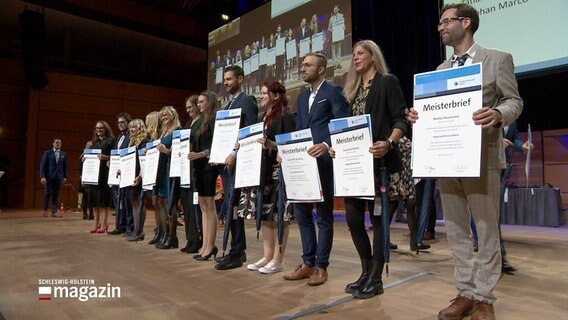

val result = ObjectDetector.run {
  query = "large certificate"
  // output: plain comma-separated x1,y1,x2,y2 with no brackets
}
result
286,39,297,61
209,109,242,164
266,47,276,65
143,140,160,189
329,115,375,197
276,129,323,203
234,123,264,189
259,47,268,66
311,31,324,52
107,149,121,186
138,150,153,191
412,63,483,177
179,129,191,188
299,38,310,57
275,37,286,56
215,67,223,84
250,53,259,72
119,146,136,188
169,131,181,178
331,19,345,42
81,149,101,185
243,57,251,76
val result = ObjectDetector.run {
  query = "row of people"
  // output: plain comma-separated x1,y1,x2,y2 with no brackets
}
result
61,3,519,319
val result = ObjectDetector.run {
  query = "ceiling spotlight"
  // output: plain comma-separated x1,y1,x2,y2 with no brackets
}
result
221,14,229,21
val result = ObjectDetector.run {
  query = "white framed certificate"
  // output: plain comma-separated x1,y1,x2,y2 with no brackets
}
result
179,129,191,188
119,146,136,188
215,67,223,85
243,57,252,76
329,115,375,197
209,109,242,164
107,149,121,186
169,131,182,178
412,63,483,178
266,47,276,65
138,149,153,191
286,39,297,61
276,37,286,56
311,31,324,52
143,140,160,189
276,129,323,203
259,47,268,66
331,19,345,42
81,149,101,185
250,53,259,72
299,38,310,57
234,123,264,189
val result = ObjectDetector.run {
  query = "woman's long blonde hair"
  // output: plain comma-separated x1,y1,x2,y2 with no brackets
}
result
343,40,390,103
145,111,161,141
128,119,148,148
159,106,181,138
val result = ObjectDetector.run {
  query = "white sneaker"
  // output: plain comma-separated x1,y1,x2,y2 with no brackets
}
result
247,257,269,271
259,260,284,274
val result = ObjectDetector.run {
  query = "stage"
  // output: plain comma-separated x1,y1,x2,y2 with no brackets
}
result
0,209,567,319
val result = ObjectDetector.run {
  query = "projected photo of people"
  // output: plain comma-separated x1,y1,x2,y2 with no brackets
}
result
207,0,352,111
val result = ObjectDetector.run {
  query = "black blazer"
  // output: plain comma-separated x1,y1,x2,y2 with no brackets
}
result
356,73,408,173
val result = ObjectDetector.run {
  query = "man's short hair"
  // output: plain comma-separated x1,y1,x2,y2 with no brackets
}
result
224,65,244,78
441,3,480,34
304,53,327,70
117,112,132,122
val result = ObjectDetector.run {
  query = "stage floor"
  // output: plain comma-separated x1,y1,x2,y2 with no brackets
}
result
0,209,567,319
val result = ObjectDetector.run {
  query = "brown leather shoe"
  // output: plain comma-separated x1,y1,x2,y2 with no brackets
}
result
471,300,495,320
283,264,313,281
438,295,474,320
423,231,435,241
307,267,328,286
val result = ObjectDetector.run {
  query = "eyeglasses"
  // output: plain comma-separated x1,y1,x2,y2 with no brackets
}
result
95,127,105,130
117,120,126,124
438,16,465,27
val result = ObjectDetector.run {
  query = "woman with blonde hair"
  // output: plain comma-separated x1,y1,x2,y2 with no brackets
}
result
331,40,407,299
155,106,182,249
145,111,162,245
188,91,220,261
124,119,149,241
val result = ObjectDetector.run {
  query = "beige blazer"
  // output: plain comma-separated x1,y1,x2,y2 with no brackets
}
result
438,44,523,170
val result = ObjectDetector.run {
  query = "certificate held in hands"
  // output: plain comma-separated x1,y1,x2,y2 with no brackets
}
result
143,140,160,189
329,115,374,197
81,149,101,185
107,149,121,186
179,129,191,188
276,128,323,203
412,63,483,178
209,109,242,164
234,123,264,189
119,146,137,188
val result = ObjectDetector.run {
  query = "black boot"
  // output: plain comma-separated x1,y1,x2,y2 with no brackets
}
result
148,228,161,245
158,235,179,249
353,260,384,299
156,230,168,248
345,259,370,293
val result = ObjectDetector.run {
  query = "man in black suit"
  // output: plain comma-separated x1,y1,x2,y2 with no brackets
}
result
283,53,348,286
108,113,133,235
215,65,259,270
40,138,68,218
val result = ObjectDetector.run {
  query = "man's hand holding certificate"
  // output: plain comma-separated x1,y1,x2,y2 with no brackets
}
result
276,129,323,203
411,63,483,178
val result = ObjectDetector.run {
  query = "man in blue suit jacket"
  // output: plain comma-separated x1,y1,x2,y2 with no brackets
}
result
40,138,68,217
283,53,348,286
